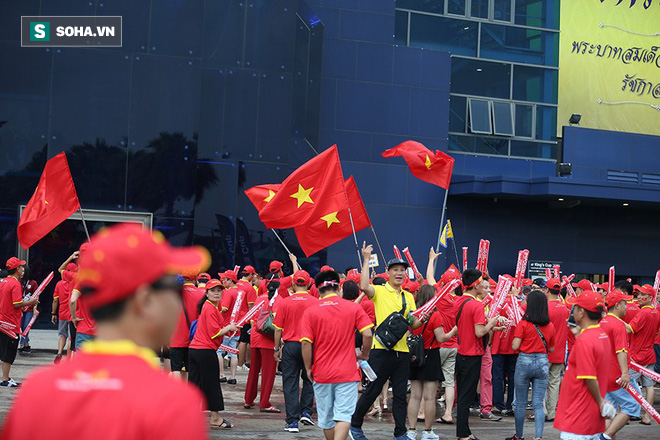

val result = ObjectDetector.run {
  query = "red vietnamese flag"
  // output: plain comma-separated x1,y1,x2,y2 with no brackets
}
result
381,140,454,189
258,145,349,229
17,152,81,249
294,176,371,257
245,184,281,212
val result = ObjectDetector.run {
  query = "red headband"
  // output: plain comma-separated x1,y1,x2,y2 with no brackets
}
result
464,276,483,290
319,280,339,288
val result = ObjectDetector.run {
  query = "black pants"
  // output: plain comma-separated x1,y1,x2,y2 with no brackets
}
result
68,322,77,351
352,349,410,437
281,341,314,424
456,353,482,438
189,348,224,411
492,353,517,411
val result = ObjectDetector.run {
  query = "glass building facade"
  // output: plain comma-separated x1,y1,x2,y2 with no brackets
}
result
395,0,559,160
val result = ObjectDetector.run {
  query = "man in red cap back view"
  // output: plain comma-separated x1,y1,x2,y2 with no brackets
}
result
0,257,37,387
237,266,258,371
169,270,205,379
0,223,210,439
272,269,319,433
219,270,246,385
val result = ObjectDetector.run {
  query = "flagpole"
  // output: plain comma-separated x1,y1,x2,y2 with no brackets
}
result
271,229,301,270
78,208,91,242
370,225,387,271
452,234,460,270
346,207,363,268
433,188,449,272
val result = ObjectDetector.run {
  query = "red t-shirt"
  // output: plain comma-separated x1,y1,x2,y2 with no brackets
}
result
299,294,373,383
623,301,640,324
411,311,443,349
359,298,376,324
554,325,611,435
190,301,223,350
220,286,249,325
491,296,518,355
547,299,570,363
438,294,457,349
629,305,660,365
455,294,487,356
272,292,318,342
0,277,23,329
600,313,630,392
0,340,207,440
54,271,76,321
73,285,96,336
514,320,555,354
237,280,257,306
170,283,205,348
250,295,280,349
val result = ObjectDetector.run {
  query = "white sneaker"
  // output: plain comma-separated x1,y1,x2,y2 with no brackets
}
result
406,429,417,440
421,430,439,440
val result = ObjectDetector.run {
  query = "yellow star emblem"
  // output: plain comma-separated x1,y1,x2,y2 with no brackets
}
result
263,190,276,203
320,211,340,228
425,154,432,170
44,200,49,205
290,184,314,208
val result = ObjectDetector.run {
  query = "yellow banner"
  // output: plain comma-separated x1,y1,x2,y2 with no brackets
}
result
557,0,660,137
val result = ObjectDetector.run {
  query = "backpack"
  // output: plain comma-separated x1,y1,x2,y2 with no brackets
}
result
189,319,198,341
374,293,409,351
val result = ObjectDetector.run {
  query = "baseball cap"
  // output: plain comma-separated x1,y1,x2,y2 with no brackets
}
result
293,270,311,285
66,262,78,272
522,278,533,287
205,279,223,290
595,283,608,291
440,265,461,285
220,270,238,283
241,265,256,275
269,261,283,273
6,257,26,270
79,243,90,255
405,280,421,293
197,273,211,282
545,278,561,290
346,268,360,283
605,290,633,308
320,265,334,272
566,290,605,313
76,223,210,309
638,284,655,295
181,269,199,281
571,279,593,291
386,258,409,270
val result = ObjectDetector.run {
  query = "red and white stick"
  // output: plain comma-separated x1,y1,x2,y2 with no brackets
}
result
608,266,615,293
514,250,530,289
560,274,575,290
476,240,486,272
20,309,39,337
563,277,577,298
481,240,490,272
230,290,246,325
553,265,560,279
402,247,421,277
413,279,461,319
545,268,552,279
512,298,523,323
653,270,660,304
235,301,264,327
393,245,402,260
488,276,514,319
219,344,239,355
630,361,660,383
0,321,18,339
616,378,660,423
462,247,468,272
30,271,54,301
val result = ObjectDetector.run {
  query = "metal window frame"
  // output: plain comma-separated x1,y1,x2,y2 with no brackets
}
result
17,207,153,262
467,97,493,134
492,100,515,136
514,102,536,139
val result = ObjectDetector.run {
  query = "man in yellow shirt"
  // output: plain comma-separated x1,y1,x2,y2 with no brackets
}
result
350,243,426,440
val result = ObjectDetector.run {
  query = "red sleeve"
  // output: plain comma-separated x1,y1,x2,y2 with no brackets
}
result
272,300,286,329
547,323,556,349
220,290,234,312
299,309,314,343
514,320,526,339
613,323,628,353
574,335,598,379
629,309,644,333
430,311,443,331
207,307,222,339
355,304,374,333
361,300,376,324
280,276,292,290
10,282,22,304
247,286,257,305
471,301,486,326
53,282,61,299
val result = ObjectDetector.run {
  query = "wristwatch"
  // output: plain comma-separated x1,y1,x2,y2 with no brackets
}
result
274,346,281,351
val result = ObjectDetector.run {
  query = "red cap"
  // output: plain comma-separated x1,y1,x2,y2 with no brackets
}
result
269,261,283,273
571,279,593,291
638,284,655,295
375,272,390,282
181,269,199,281
595,283,608,290
545,278,561,290
566,290,606,313
76,223,210,309
66,262,78,272
633,284,641,293
346,269,360,283
405,280,421,293
79,243,90,254
605,290,633,308
197,273,211,282
242,265,256,275
293,270,311,285
5,257,26,270
320,265,334,272
220,271,238,283
522,278,533,287
205,279,223,290
440,266,461,285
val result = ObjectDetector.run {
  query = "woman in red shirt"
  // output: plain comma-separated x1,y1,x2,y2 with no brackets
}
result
244,279,281,413
507,290,555,440
406,285,457,440
188,279,239,429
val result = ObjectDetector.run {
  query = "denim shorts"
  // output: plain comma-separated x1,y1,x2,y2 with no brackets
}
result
219,335,239,358
75,332,94,349
605,381,642,417
313,381,359,430
630,364,655,388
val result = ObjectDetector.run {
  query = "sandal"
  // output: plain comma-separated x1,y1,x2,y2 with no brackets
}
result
244,404,254,409
437,416,454,424
527,414,535,420
211,419,233,429
367,406,382,417
260,406,281,413
640,420,652,425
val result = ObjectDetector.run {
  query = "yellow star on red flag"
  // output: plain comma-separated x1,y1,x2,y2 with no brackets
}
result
424,154,432,170
263,189,276,203
320,211,340,228
290,184,314,208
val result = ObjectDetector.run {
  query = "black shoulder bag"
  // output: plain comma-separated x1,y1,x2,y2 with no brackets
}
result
374,293,410,351
407,320,429,367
